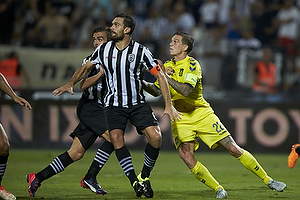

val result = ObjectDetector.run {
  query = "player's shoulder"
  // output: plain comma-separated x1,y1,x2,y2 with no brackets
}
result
82,54,91,66
186,56,200,67
187,56,199,64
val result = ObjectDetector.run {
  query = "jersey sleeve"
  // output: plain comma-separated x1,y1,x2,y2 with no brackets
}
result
90,46,102,66
82,55,92,78
142,47,160,75
183,59,200,88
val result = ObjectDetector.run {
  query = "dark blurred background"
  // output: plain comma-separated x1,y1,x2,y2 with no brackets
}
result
0,0,300,151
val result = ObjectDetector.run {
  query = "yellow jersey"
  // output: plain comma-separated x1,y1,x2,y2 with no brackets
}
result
155,56,210,108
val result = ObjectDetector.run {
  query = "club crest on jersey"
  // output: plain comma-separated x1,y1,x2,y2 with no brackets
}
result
128,54,135,62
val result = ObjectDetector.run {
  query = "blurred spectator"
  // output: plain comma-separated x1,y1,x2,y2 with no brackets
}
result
283,48,300,93
234,0,256,31
0,51,31,90
236,29,262,57
160,10,179,61
275,0,300,69
200,26,227,89
57,0,77,21
0,0,15,44
199,0,219,33
35,2,71,48
251,0,270,44
236,29,262,88
173,1,196,33
140,7,169,58
252,47,278,95
218,0,233,27
20,0,42,47
226,6,241,53
128,0,151,21
251,0,278,46
92,0,114,25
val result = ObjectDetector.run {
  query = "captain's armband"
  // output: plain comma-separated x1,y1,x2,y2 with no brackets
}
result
150,65,161,75
184,73,198,86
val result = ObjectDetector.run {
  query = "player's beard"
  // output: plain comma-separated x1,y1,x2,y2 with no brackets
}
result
112,31,125,42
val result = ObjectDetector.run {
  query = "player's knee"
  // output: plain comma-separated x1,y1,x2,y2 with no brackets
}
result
148,132,162,147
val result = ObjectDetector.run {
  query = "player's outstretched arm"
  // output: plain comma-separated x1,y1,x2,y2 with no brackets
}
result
53,61,95,96
0,73,32,110
80,65,104,91
154,71,183,121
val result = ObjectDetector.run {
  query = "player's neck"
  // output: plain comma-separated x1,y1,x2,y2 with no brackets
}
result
115,37,131,50
174,54,187,63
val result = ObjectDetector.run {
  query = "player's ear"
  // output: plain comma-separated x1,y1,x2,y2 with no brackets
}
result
124,27,131,34
183,44,188,52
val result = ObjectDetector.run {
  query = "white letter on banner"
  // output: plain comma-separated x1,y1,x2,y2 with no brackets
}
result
1,105,32,141
288,110,300,142
229,109,252,146
61,106,78,142
252,108,288,147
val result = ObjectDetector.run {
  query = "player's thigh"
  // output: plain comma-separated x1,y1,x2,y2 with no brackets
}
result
78,101,107,136
171,119,199,151
129,103,159,130
104,106,129,132
197,113,230,149
70,122,98,150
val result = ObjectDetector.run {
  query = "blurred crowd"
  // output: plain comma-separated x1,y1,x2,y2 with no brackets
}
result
1,0,300,99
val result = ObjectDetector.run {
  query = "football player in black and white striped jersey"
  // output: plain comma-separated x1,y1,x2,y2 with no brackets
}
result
27,27,113,197
52,13,182,198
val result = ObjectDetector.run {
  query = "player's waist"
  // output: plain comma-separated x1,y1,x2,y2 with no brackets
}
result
173,99,202,112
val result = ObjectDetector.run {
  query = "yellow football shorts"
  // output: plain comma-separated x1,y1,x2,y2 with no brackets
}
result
171,106,230,150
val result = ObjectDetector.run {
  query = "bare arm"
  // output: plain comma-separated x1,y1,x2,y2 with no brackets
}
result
80,69,103,91
154,71,182,121
52,60,95,96
0,73,31,110
165,75,193,97
142,80,161,97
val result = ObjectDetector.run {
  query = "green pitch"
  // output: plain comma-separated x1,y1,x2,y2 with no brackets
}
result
3,149,299,199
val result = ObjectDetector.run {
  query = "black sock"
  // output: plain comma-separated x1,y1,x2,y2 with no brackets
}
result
85,141,114,180
36,151,74,182
115,146,137,185
0,155,8,184
141,143,160,179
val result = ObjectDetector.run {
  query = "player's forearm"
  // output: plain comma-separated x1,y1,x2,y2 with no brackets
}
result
165,75,192,97
142,80,161,97
68,63,92,86
80,73,102,91
156,74,172,107
0,74,19,101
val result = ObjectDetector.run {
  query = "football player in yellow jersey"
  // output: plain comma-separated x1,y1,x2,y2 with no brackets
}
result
143,31,286,198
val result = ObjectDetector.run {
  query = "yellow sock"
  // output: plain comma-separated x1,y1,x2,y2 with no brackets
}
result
190,161,223,192
238,149,272,185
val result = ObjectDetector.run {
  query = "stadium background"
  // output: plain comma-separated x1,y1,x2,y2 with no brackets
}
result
0,0,300,153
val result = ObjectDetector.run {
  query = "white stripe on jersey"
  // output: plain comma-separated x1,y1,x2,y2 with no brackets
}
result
90,40,157,108
81,55,104,102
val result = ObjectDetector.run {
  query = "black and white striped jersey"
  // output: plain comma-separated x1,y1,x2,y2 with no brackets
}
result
90,40,158,108
81,55,106,105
